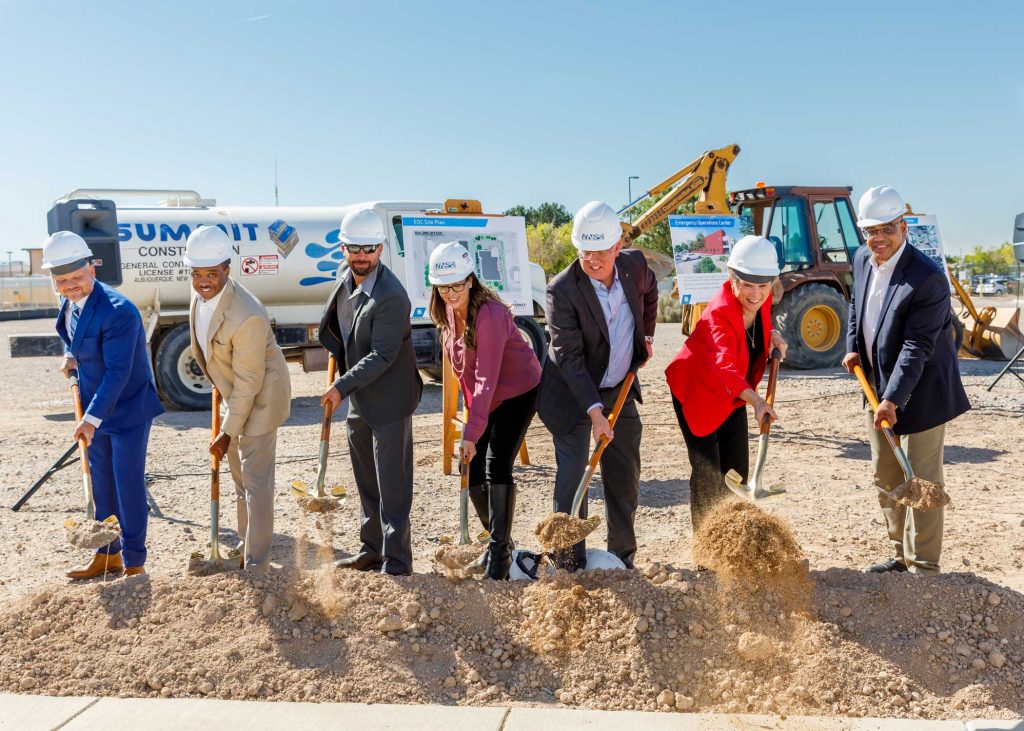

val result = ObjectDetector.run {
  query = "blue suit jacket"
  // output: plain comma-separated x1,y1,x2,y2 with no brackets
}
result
846,243,969,435
56,281,164,431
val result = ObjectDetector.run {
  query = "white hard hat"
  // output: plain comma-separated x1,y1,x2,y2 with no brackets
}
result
857,185,905,228
339,208,386,246
571,201,624,251
509,548,626,581
428,241,474,286
183,226,233,268
727,235,780,282
41,231,93,273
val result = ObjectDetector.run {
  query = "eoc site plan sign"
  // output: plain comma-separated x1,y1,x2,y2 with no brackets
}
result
669,215,752,304
401,215,532,318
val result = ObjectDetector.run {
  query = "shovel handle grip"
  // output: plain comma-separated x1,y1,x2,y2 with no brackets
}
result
68,372,91,478
460,457,470,490
571,373,636,517
853,364,903,452
759,348,782,435
211,388,222,500
321,355,338,440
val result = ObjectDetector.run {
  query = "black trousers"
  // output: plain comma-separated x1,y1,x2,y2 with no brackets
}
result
468,386,538,486
672,396,748,530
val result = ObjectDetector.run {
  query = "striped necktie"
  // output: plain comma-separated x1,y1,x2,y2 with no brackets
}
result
69,304,80,339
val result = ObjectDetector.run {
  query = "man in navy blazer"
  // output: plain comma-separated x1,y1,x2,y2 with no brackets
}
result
44,232,164,579
842,186,969,574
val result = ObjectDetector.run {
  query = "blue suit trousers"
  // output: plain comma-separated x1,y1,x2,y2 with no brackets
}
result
88,419,152,568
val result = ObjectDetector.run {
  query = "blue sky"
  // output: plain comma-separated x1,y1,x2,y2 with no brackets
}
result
2,0,1022,260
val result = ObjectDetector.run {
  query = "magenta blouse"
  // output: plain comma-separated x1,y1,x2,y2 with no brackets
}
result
443,301,542,444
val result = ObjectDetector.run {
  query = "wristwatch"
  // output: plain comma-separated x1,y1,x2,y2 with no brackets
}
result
644,335,654,344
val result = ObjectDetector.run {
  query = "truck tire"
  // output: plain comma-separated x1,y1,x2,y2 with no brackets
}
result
773,283,848,370
514,315,548,366
154,323,212,410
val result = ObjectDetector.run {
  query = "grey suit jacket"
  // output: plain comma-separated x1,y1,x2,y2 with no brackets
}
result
537,249,658,435
318,263,422,428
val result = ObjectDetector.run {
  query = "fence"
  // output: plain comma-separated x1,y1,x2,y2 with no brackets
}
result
0,276,59,310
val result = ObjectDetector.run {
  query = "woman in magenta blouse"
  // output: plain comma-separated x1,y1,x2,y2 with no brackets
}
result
428,242,541,580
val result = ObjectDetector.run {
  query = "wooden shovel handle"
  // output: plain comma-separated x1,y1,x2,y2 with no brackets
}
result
853,364,901,450
320,355,338,440
211,387,221,500
68,370,90,477
588,372,636,468
460,457,470,491
759,348,782,435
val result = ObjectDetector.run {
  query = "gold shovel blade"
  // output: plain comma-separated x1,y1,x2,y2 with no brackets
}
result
290,479,314,498
724,469,753,501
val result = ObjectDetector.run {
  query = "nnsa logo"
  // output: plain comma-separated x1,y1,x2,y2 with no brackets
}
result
581,233,606,241
436,261,457,270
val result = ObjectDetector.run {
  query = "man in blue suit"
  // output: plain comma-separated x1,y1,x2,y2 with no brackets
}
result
842,186,970,574
43,232,164,579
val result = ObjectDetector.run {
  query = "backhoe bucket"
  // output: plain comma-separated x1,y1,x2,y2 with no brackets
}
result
962,307,1023,360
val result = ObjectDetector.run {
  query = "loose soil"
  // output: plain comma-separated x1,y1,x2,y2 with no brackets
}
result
889,476,951,511
1,320,1023,719
64,518,121,550
534,514,601,552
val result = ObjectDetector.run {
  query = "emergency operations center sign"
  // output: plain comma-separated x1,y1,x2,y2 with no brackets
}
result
401,216,532,319
669,215,752,304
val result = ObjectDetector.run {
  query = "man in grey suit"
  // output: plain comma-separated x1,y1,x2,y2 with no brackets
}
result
319,208,423,576
537,201,658,571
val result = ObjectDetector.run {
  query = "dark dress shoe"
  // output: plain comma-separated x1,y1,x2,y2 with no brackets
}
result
866,559,908,573
334,553,384,571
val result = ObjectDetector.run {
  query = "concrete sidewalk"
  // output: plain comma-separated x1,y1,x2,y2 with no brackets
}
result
0,693,1020,731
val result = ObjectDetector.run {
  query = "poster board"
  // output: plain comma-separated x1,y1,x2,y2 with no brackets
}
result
669,215,752,304
904,214,951,283
401,215,532,319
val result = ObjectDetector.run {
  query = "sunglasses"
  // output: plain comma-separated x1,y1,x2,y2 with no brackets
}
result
436,280,468,294
862,222,901,239
345,244,381,254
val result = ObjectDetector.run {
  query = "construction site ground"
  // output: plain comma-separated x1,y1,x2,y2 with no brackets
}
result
1,318,1022,722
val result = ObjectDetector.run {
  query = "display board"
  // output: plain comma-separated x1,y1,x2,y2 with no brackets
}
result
669,215,752,304
905,214,951,283
401,216,532,318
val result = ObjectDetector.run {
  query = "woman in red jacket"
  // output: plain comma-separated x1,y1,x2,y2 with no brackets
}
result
664,235,788,529
428,242,541,580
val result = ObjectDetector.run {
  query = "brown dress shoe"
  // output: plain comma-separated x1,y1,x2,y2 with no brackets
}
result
67,552,124,580
124,566,146,576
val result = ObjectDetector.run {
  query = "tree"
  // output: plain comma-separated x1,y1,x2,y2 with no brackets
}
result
504,202,572,227
690,232,706,253
698,257,718,273
962,242,1015,276
623,190,696,258
526,222,576,276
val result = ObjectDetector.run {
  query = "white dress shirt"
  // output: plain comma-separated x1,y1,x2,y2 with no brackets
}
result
586,266,636,414
65,292,102,428
862,240,907,366
195,288,226,358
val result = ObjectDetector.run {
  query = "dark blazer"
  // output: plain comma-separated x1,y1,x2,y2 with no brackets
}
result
846,243,970,435
318,263,422,428
56,281,164,431
537,249,658,435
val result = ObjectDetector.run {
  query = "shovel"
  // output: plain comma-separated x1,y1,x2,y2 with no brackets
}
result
434,458,484,574
534,373,636,553
725,348,786,502
292,355,347,512
64,370,121,550
187,387,229,573
853,365,950,511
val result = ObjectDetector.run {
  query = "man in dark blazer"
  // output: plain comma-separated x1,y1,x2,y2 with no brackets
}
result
538,201,658,570
319,208,422,576
842,185,970,574
43,231,164,578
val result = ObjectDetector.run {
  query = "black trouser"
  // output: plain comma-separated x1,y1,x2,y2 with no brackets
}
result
672,396,748,530
468,386,538,486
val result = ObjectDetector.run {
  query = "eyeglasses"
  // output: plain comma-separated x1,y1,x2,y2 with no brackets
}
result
435,281,468,294
345,244,381,254
862,222,901,239
578,248,616,262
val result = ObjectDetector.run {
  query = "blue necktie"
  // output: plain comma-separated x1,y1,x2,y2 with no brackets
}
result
69,304,80,340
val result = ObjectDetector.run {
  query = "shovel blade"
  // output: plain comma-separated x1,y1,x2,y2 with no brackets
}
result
725,470,785,504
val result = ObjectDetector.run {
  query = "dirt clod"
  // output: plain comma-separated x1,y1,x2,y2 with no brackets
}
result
65,519,120,550
534,513,601,552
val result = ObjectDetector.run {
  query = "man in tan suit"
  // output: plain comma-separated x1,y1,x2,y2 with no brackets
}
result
184,226,291,571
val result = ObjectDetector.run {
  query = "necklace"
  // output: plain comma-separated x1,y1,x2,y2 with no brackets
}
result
745,318,757,348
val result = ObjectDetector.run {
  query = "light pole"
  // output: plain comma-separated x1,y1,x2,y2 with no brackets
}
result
627,176,640,221
5,251,12,278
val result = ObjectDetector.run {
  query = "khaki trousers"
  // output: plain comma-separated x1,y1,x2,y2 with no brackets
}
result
226,430,277,571
866,413,945,573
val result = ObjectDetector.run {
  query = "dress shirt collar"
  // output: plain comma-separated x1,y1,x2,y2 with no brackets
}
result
869,239,908,273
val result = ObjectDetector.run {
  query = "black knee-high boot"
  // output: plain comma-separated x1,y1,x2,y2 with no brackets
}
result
467,484,490,531
486,483,516,580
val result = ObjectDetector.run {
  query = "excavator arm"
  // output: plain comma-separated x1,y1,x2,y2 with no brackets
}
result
620,143,740,246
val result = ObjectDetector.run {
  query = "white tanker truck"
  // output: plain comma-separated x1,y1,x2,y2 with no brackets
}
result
47,189,549,410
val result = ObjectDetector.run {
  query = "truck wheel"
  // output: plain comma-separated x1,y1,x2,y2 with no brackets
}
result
773,283,848,369
514,315,548,366
154,323,212,410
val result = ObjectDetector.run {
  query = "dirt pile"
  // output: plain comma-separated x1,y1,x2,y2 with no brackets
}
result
0,563,1021,719
534,514,601,552
295,496,340,513
64,518,121,550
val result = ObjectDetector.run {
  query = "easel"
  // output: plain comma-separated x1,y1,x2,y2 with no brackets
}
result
986,344,1024,391
441,349,530,475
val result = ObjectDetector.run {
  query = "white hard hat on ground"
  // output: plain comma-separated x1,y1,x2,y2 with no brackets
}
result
509,548,627,580
42,231,93,274
429,241,475,286
183,226,233,268
339,208,386,246
571,201,623,251
728,235,780,282
857,185,906,228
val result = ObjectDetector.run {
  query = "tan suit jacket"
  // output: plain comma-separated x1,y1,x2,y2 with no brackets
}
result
189,279,291,437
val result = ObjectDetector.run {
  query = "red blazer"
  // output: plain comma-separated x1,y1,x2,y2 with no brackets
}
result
664,280,772,437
